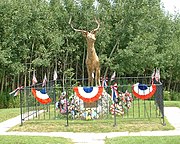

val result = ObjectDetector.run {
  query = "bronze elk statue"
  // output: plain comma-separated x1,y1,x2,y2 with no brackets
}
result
69,18,101,86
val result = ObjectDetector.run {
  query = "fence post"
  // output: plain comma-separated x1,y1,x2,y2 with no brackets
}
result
113,103,117,127
20,89,23,126
65,88,69,127
53,80,56,119
161,84,166,126
154,82,166,126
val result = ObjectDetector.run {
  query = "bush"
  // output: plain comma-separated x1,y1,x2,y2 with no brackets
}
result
163,91,171,101
163,90,180,101
0,92,20,108
170,91,180,101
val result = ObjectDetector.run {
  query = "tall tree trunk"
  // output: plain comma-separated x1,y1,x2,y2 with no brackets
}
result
0,72,5,94
5,75,8,92
17,73,20,87
63,51,69,91
29,39,35,86
62,38,69,91
41,66,44,84
76,56,79,82
167,71,172,91
173,82,176,91
47,66,50,83
12,75,16,90
82,44,86,86
104,41,119,79
24,61,27,87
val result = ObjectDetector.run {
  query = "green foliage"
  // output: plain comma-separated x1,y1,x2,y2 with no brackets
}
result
170,91,180,101
163,91,180,101
163,91,171,101
0,93,20,108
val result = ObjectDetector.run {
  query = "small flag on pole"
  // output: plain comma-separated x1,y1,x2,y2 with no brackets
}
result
155,68,160,82
111,83,118,102
42,73,47,87
53,70,57,81
32,71,37,85
9,86,23,96
101,77,108,88
111,72,116,81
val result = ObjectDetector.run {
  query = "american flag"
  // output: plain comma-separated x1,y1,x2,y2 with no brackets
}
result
9,86,23,96
53,70,58,81
111,72,116,81
32,71,37,85
111,83,118,102
155,68,160,82
42,73,47,87
101,77,108,88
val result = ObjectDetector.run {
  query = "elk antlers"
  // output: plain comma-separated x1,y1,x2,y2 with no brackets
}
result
90,18,100,33
69,17,87,33
69,17,100,33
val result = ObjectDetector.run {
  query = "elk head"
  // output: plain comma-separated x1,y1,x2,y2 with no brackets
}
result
69,17,100,42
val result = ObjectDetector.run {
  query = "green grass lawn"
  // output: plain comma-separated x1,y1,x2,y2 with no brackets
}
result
9,117,174,132
105,136,180,144
0,135,73,144
0,108,20,122
164,101,180,108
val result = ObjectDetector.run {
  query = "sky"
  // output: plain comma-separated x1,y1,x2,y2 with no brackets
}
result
161,0,180,15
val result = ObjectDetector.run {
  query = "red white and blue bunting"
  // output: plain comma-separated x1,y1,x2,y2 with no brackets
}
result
111,83,119,102
73,86,103,103
32,88,51,104
132,83,156,100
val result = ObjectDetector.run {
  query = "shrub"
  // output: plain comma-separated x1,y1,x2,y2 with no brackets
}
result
163,91,171,101
170,91,180,101
163,90,180,101
0,92,20,108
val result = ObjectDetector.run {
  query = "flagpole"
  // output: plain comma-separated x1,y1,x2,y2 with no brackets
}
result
111,83,118,127
53,69,57,119
65,87,69,127
53,79,57,119
32,69,38,118
53,80,56,119
113,101,117,127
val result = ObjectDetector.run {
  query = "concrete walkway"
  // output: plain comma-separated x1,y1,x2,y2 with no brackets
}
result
164,107,180,130
0,107,180,144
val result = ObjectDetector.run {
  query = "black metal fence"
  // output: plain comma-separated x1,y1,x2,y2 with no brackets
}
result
20,76,165,126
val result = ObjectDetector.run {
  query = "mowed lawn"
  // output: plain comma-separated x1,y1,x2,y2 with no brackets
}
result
164,101,180,108
9,117,174,132
105,136,180,144
0,108,20,122
0,135,73,144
